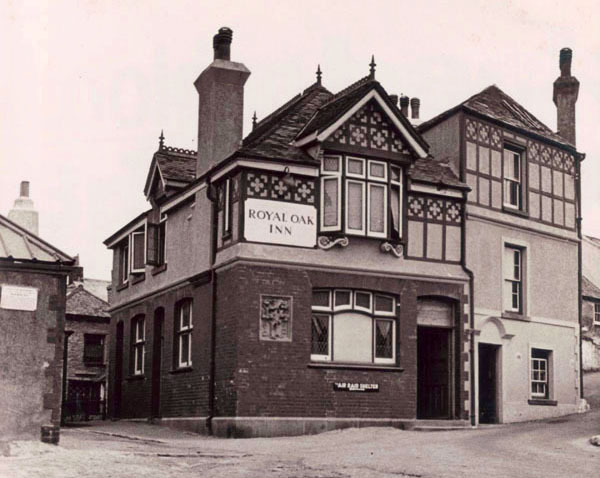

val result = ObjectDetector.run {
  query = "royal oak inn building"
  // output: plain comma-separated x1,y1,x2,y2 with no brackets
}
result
104,28,587,437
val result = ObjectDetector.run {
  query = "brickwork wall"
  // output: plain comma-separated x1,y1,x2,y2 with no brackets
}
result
65,317,109,380
0,268,66,441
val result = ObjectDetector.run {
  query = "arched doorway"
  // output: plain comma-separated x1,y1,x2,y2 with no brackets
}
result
151,308,164,419
113,321,124,418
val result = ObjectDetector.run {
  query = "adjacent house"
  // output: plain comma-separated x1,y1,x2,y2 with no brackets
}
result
0,182,75,444
104,28,586,437
582,236,600,371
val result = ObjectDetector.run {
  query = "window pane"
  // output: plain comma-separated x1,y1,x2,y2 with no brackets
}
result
355,291,371,311
334,290,351,308
375,295,394,313
133,233,145,270
136,346,144,372
311,315,329,355
347,181,364,230
391,185,401,237
369,161,386,179
180,334,190,365
323,178,339,227
375,320,393,358
333,313,372,362
511,281,520,310
347,158,364,176
181,302,191,328
323,156,340,173
369,184,385,233
312,290,330,308
391,166,401,183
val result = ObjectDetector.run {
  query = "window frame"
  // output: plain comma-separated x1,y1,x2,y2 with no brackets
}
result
175,300,193,369
310,289,397,365
132,316,145,375
320,155,343,233
503,145,525,211
119,240,129,284
504,245,524,314
530,348,551,399
222,177,232,238
130,230,146,274
83,333,105,365
594,303,600,325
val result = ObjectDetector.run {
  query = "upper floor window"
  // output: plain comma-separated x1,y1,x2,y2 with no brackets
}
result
503,146,524,210
119,241,129,284
223,178,233,238
175,300,193,368
311,289,396,365
594,303,600,325
131,230,145,273
320,155,403,240
83,334,105,364
503,245,524,314
147,219,166,267
131,316,145,375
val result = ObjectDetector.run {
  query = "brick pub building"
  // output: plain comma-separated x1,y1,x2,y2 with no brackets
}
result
105,28,586,436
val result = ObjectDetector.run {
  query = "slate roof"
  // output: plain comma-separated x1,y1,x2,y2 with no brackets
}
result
418,85,575,150
66,285,110,318
70,278,110,302
155,147,196,183
0,214,74,264
239,82,333,163
409,157,468,189
583,276,600,300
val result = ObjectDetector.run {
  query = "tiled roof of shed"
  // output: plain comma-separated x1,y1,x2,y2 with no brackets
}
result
583,276,600,300
0,214,74,264
418,85,574,149
239,82,333,163
66,285,110,318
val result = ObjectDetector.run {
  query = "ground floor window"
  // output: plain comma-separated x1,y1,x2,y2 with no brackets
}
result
131,316,145,375
174,299,193,368
311,289,396,364
531,348,551,399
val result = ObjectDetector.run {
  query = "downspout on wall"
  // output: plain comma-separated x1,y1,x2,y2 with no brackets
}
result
206,182,219,434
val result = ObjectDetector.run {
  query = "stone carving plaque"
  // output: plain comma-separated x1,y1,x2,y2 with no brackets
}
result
0,284,38,311
260,295,292,341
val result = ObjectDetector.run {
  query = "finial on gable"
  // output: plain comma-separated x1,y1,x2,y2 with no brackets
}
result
252,111,258,130
369,55,376,79
159,130,165,150
316,64,322,85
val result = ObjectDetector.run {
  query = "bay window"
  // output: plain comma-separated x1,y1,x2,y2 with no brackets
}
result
320,155,402,240
311,289,396,365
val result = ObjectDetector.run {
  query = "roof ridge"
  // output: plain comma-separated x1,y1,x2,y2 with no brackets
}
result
324,75,374,106
157,145,197,157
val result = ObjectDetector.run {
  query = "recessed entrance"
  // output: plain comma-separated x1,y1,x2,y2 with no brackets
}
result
151,308,164,419
478,343,499,424
114,321,124,418
417,326,452,419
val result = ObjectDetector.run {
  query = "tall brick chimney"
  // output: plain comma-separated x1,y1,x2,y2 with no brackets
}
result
195,27,251,175
8,181,39,235
399,95,409,117
553,48,579,146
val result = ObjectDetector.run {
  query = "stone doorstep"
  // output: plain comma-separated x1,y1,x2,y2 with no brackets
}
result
402,419,473,431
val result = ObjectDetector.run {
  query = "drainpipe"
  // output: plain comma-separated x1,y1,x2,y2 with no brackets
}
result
576,153,584,399
206,180,219,434
460,191,476,426
61,330,74,425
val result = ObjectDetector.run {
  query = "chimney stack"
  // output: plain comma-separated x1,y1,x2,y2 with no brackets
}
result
410,98,420,120
389,94,398,106
553,48,579,146
399,95,409,117
195,27,251,175
8,181,39,236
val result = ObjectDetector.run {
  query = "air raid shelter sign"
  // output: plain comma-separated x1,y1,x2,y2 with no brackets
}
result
0,285,38,311
244,198,317,248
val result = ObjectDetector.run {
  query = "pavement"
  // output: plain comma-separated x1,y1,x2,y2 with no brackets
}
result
2,373,599,478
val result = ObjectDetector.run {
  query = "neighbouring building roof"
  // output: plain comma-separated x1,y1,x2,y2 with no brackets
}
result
583,276,600,300
66,285,110,318
418,85,575,150
585,235,600,248
70,278,110,302
0,214,74,264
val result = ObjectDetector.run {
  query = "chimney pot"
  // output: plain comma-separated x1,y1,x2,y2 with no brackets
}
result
399,95,409,117
553,47,579,146
20,181,30,198
410,97,420,120
559,47,572,77
213,27,233,61
389,94,398,106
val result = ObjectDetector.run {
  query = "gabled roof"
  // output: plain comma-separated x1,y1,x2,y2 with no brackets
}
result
239,82,333,163
66,284,110,318
144,146,197,198
583,276,600,300
418,85,575,150
0,214,74,264
295,78,429,158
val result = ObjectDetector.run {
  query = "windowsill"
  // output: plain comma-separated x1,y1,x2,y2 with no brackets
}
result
83,362,106,367
502,205,529,218
131,273,145,285
308,362,404,372
116,282,129,292
169,366,193,374
151,263,167,276
222,232,232,241
502,312,529,322
126,374,145,381
528,399,557,406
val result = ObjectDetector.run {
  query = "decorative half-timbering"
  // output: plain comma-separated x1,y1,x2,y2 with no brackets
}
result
245,171,316,205
260,295,292,341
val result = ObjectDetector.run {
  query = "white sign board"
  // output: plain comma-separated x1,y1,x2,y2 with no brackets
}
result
0,285,38,311
244,198,317,248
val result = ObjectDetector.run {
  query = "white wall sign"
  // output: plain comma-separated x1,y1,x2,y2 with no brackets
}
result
0,285,38,311
244,198,317,248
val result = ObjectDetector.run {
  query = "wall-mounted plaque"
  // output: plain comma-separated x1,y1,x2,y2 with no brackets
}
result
333,382,379,393
244,198,316,248
0,285,38,311
260,295,292,341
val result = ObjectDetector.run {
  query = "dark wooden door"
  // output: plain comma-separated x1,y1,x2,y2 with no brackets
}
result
151,309,164,419
417,327,451,419
478,343,498,424
114,321,124,418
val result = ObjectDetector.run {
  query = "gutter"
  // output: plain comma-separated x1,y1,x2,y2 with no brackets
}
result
576,154,583,399
206,181,219,434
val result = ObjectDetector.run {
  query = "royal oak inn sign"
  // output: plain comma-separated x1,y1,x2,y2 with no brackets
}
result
244,198,317,247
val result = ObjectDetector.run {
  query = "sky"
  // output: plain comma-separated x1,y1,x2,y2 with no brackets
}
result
1,0,598,280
